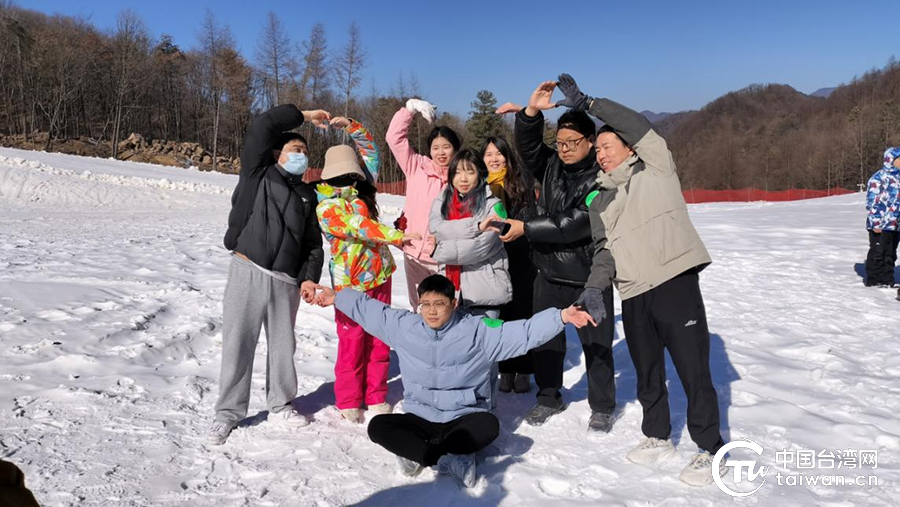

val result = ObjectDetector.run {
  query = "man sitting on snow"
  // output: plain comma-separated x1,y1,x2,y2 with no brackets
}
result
312,274,595,488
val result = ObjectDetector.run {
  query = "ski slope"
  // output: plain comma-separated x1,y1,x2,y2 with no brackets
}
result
0,147,897,506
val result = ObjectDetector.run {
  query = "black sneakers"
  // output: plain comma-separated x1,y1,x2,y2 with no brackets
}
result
500,373,532,393
513,374,531,393
525,402,566,426
587,411,615,433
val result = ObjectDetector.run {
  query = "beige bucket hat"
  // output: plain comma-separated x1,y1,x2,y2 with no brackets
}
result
320,145,366,181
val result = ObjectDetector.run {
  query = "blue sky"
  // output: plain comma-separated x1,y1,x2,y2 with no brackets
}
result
24,0,899,116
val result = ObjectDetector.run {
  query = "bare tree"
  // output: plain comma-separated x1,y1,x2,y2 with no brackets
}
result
254,11,293,108
197,10,235,172
109,10,149,158
299,22,328,106
334,21,366,118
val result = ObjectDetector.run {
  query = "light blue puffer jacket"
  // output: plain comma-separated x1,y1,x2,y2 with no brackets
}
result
334,289,564,423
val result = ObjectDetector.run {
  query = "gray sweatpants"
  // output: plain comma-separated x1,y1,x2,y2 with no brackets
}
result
214,256,300,424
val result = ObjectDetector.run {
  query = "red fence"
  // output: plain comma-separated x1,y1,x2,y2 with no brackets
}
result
302,168,407,195
682,188,855,204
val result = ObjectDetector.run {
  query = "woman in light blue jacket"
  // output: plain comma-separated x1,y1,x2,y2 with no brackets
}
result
313,274,595,488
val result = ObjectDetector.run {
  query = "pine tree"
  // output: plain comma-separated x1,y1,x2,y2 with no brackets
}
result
465,90,507,151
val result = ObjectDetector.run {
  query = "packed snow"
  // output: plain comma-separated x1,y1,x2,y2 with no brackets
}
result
0,146,898,506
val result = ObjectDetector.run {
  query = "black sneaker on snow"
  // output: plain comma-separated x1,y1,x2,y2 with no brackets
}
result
513,374,531,393
525,403,566,426
587,411,615,433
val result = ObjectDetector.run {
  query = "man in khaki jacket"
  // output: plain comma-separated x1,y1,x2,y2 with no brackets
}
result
557,74,726,487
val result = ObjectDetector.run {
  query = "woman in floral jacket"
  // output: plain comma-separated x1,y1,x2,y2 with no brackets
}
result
316,117,419,423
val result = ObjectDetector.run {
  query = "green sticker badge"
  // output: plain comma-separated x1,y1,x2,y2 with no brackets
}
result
585,190,600,207
492,202,508,219
482,318,504,328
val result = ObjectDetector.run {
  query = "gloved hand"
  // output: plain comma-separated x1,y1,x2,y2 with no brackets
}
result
393,212,407,232
574,287,606,324
556,73,592,111
406,99,436,123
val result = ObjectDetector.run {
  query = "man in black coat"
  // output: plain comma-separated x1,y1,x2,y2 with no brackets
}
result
500,81,616,429
209,105,330,445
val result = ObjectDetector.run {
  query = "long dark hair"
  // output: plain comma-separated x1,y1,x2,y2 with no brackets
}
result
440,149,488,219
355,179,379,221
480,136,532,217
323,173,380,221
425,126,462,157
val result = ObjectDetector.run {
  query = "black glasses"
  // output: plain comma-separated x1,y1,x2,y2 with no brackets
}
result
555,136,586,151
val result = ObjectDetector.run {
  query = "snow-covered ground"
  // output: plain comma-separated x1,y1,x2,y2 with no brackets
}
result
1,146,898,506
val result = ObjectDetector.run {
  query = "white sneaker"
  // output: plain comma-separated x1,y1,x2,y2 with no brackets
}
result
271,409,310,427
437,453,477,488
339,407,361,423
626,437,675,465
206,420,236,445
397,455,424,477
367,402,393,416
679,451,726,487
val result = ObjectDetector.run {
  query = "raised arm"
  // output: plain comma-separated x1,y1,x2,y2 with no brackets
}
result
240,105,306,177
344,118,380,182
514,81,558,181
514,109,554,182
587,98,675,176
386,101,444,180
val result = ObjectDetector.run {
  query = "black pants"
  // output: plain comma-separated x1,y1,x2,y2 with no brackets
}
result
499,246,536,376
865,230,899,286
367,412,499,466
498,281,533,375
622,270,723,454
530,273,616,413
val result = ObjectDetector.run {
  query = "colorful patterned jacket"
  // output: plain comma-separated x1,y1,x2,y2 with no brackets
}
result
866,147,900,231
316,120,403,291
316,184,404,291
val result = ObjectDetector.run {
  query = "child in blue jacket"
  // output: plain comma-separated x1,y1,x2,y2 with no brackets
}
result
865,146,900,287
313,274,594,488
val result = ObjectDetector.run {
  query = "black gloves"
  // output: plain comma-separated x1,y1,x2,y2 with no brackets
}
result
556,73,592,111
574,287,606,324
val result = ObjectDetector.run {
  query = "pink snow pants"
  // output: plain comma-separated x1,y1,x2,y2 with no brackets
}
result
334,278,392,409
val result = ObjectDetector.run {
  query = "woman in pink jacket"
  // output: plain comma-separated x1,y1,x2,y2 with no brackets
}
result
386,99,461,309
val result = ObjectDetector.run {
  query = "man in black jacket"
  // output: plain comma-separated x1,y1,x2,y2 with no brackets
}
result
500,81,616,429
209,104,330,445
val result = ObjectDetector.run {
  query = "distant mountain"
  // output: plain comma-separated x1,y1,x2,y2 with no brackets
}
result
810,87,836,98
640,110,675,124
659,70,900,191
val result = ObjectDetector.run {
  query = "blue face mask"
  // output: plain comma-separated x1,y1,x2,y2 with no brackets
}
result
282,152,308,175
